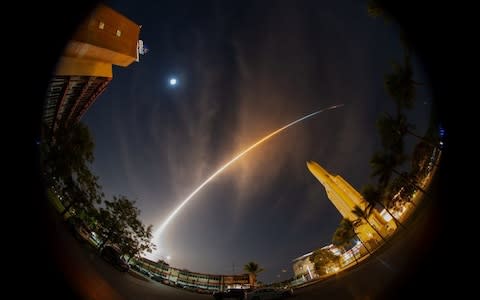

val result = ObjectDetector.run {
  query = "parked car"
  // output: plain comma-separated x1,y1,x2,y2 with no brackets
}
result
213,288,247,300
66,216,91,243
246,287,293,300
100,245,130,272
151,274,165,282
130,263,153,277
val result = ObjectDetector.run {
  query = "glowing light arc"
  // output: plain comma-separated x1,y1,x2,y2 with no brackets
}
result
154,104,344,238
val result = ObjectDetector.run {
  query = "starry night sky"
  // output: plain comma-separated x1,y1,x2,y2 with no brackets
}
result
82,0,431,283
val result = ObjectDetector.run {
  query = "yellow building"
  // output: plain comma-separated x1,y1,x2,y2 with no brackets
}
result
43,4,144,132
306,161,395,246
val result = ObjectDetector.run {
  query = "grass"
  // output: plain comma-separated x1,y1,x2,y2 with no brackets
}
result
46,188,72,219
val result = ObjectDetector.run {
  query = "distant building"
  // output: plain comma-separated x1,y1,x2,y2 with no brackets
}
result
43,4,145,132
136,258,250,292
291,251,316,282
291,244,343,281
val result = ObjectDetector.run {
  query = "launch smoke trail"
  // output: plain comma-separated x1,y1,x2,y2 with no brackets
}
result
155,104,344,237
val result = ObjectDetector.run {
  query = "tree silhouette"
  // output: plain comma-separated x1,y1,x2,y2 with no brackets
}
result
371,151,428,196
41,121,104,217
378,113,437,150
332,218,370,264
309,248,340,276
243,262,264,288
384,61,417,115
96,195,154,258
370,151,406,189
362,184,406,230
352,205,386,243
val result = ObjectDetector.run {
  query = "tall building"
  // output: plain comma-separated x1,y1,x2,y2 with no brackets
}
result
306,161,395,244
289,162,397,284
43,4,145,132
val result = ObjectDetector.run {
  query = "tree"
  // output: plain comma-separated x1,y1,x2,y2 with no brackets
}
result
96,195,155,258
123,224,156,263
377,114,406,155
370,151,406,189
332,218,366,264
332,219,356,251
384,61,418,115
42,121,94,182
371,151,428,196
60,170,104,217
352,205,387,243
243,262,264,288
309,248,340,276
41,121,103,216
362,184,406,230
378,113,437,150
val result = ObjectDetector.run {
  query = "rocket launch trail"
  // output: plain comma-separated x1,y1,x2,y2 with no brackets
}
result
154,104,344,238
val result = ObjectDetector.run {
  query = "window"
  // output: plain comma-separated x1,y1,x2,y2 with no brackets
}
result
116,29,122,37
98,21,104,29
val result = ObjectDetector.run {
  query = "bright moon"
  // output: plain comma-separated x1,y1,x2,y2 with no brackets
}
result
169,78,177,86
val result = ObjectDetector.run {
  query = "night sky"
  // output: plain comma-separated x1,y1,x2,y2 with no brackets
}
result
83,0,431,283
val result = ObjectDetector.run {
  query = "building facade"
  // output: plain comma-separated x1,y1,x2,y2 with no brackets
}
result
43,4,143,132
291,251,316,282
136,258,250,293
291,243,363,284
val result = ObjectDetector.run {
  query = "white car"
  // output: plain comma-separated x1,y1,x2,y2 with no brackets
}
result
246,288,293,300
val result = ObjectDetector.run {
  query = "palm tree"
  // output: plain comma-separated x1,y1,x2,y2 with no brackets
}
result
243,262,264,288
362,184,406,230
370,151,405,189
384,61,418,115
376,114,405,157
350,219,372,255
378,113,438,149
332,218,372,264
352,205,387,243
371,151,429,195
332,220,358,265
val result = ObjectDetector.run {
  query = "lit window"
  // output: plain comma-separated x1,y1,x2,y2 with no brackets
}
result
116,29,122,37
98,21,104,29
